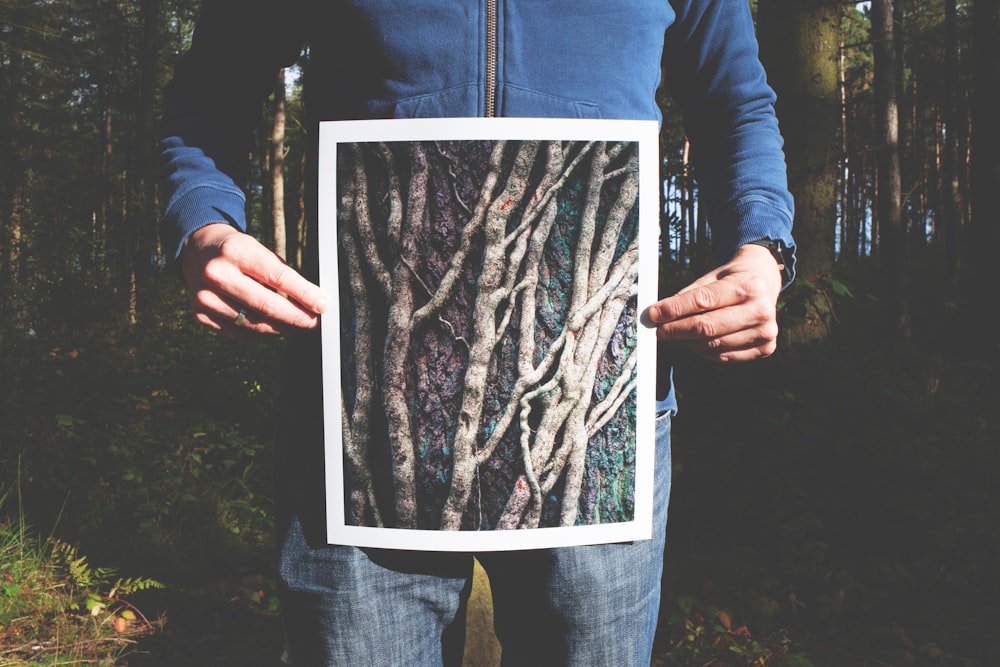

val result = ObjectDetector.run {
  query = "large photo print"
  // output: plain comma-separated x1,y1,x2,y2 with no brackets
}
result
319,118,658,550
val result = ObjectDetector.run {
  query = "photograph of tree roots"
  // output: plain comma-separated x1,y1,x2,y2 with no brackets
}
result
335,138,641,532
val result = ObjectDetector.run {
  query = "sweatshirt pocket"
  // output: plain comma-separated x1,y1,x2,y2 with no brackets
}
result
389,83,602,119
499,84,602,119
390,85,481,118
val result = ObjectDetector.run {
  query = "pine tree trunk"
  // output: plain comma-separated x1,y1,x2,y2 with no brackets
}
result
135,0,162,270
971,0,1000,343
757,0,841,283
839,34,854,266
1,27,24,299
271,69,287,260
941,0,962,278
872,0,909,339
296,145,307,269
758,0,841,343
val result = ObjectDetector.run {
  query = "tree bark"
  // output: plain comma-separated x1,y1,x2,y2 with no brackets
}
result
0,15,25,298
940,0,962,278
757,0,841,282
872,0,909,339
757,0,841,344
271,68,287,260
839,34,853,266
970,0,1000,343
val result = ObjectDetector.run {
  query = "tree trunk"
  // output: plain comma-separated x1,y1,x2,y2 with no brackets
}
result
122,0,163,327
101,102,116,283
757,0,841,282
872,0,909,339
0,21,25,299
940,0,962,279
839,33,854,267
135,0,162,272
681,138,692,267
758,0,841,344
970,0,1000,343
296,144,307,269
271,68,287,260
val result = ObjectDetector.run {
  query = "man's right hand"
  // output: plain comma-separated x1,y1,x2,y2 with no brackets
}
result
180,223,329,338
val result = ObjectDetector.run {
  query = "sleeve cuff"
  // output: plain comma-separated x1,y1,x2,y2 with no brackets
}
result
159,183,248,261
709,197,797,288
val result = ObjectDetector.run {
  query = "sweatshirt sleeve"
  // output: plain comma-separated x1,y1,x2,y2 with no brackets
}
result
663,0,796,284
159,1,305,260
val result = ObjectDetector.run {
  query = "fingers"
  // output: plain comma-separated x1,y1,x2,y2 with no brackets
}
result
646,274,736,325
202,253,320,330
649,267,770,326
181,224,330,338
237,243,330,318
646,257,781,362
654,300,778,362
189,286,285,337
669,313,779,362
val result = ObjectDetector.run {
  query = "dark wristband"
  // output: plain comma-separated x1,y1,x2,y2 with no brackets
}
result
747,238,792,285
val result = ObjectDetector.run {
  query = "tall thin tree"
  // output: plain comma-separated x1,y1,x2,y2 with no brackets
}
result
872,0,909,338
970,0,1000,343
0,7,25,300
940,0,962,277
271,68,287,261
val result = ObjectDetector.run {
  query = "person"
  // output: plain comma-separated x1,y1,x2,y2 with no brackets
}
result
159,1,795,665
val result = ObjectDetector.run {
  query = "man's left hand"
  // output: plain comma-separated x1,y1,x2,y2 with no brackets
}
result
646,243,783,363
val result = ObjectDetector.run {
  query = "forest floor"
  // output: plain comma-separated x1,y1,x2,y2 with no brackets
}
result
653,298,1000,666
128,330,1000,665
3,283,998,666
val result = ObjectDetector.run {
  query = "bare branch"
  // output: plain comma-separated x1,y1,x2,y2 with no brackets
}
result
586,354,638,438
349,144,392,297
338,177,384,527
376,142,404,246
589,148,639,297
381,142,435,528
440,141,543,530
411,141,508,324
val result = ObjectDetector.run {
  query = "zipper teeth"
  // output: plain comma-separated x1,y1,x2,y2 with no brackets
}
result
485,0,498,117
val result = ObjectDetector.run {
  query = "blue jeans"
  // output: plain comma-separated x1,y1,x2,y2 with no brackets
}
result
274,404,672,667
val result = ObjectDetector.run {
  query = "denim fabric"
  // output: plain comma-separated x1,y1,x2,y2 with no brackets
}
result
276,411,672,667
277,526,472,666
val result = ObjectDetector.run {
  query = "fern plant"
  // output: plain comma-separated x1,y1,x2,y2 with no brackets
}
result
48,538,164,626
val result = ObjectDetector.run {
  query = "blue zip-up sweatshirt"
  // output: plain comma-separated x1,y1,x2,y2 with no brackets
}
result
159,0,795,412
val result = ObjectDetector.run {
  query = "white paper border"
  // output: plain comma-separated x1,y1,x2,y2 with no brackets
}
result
318,118,659,551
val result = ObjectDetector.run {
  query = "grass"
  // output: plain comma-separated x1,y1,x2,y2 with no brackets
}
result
0,489,164,666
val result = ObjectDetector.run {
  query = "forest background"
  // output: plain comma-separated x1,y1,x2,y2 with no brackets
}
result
1,0,999,665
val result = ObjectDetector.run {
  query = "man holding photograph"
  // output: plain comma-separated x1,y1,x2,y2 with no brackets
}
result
160,1,795,665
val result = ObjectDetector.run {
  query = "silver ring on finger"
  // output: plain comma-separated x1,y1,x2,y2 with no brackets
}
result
234,308,248,327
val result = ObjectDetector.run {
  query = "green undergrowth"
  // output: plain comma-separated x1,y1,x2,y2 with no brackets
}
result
0,280,281,575
0,490,164,665
1,278,286,664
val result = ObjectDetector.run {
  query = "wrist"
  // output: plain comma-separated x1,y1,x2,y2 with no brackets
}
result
744,238,791,285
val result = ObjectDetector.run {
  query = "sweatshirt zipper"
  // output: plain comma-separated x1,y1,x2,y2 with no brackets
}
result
485,0,498,117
